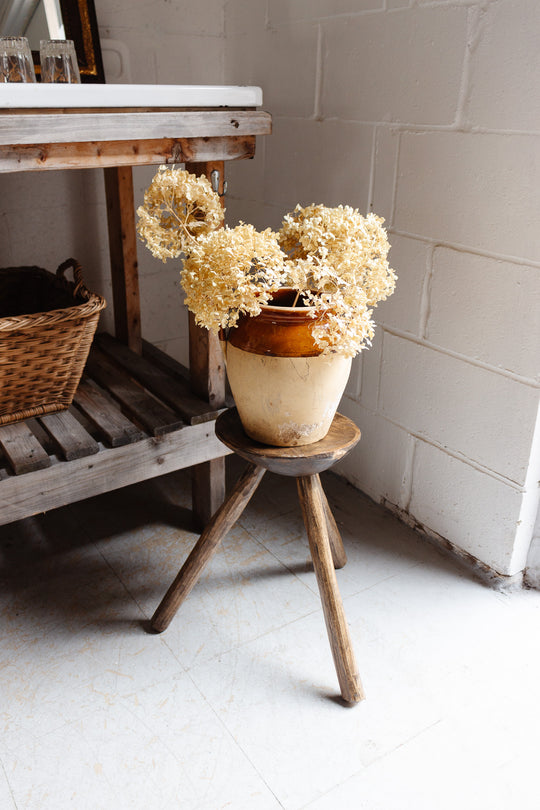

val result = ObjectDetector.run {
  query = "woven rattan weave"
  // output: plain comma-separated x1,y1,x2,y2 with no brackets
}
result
0,258,106,425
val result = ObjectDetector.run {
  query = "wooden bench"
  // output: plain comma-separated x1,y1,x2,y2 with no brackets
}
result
0,91,271,528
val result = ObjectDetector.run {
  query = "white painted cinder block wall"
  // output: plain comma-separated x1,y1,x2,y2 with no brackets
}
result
1,1,537,582
222,0,540,581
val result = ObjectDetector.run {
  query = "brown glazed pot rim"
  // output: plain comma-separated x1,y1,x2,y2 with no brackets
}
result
228,289,327,357
261,288,318,314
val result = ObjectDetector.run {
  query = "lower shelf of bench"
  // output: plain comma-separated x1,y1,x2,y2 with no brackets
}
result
0,333,231,527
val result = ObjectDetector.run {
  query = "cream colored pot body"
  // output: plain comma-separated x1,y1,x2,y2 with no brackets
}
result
224,343,351,446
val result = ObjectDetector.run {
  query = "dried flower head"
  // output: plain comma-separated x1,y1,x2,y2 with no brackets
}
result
279,204,396,306
136,168,396,357
279,204,396,356
182,224,288,331
136,166,224,261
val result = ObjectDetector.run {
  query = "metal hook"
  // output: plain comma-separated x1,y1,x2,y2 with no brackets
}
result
210,169,228,197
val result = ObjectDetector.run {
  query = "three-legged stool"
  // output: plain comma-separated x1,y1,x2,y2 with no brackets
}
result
151,408,365,704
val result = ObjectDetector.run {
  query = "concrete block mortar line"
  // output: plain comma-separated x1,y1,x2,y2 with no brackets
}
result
467,125,540,136
454,4,487,129
381,323,540,388
286,116,531,136
366,125,378,216
316,8,388,21
399,433,417,513
374,326,386,412
418,242,436,340
389,228,540,271
0,757,17,810
343,119,540,136
388,130,401,229
313,23,323,121
269,7,390,26
376,409,533,492
412,0,493,9
309,116,459,131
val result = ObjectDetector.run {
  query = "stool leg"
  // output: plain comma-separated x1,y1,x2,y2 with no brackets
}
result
151,463,266,633
297,475,365,704
318,477,348,569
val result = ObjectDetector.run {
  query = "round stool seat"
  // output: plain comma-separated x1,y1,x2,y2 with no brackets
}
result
216,408,361,477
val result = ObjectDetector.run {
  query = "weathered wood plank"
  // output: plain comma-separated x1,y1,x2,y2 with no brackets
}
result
104,166,142,353
98,333,219,425
38,410,99,461
0,136,257,173
0,110,272,146
142,339,189,383
0,421,232,527
191,458,227,531
0,421,51,475
74,379,145,447
86,347,185,437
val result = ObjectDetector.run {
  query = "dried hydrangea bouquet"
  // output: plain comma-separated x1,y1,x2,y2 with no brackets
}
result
137,166,396,446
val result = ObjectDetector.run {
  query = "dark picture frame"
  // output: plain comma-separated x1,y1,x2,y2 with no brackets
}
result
29,0,105,83
59,0,104,82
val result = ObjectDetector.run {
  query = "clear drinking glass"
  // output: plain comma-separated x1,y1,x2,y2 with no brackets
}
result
0,36,36,83
40,39,81,83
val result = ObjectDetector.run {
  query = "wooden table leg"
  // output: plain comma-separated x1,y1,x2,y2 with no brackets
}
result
103,166,142,354
151,463,265,633
297,474,365,703
191,457,227,531
186,161,228,526
318,475,348,569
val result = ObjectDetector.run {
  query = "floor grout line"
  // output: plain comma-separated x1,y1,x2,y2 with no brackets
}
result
185,668,287,809
0,756,19,810
2,471,540,809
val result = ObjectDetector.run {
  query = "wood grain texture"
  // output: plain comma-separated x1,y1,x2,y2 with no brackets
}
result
86,347,184,436
98,333,220,425
0,136,256,173
216,408,361,477
188,312,227,408
191,457,227,531
0,421,232,526
104,166,141,353
297,474,364,703
39,410,99,461
151,463,265,633
0,106,269,528
186,160,227,409
74,378,145,447
0,109,272,146
0,421,51,475
142,339,189,383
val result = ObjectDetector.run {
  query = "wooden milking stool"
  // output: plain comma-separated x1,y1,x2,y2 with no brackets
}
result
151,408,365,704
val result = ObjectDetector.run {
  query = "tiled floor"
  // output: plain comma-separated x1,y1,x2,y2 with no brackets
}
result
1,459,539,810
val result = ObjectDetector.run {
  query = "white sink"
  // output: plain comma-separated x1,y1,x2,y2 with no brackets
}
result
0,84,263,109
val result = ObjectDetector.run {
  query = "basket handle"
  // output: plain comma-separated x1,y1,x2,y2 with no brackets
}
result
56,258,93,300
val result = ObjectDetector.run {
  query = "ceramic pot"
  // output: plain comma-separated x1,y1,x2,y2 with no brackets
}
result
222,289,352,446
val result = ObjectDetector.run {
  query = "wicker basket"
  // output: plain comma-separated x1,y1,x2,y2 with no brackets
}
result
0,258,106,426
